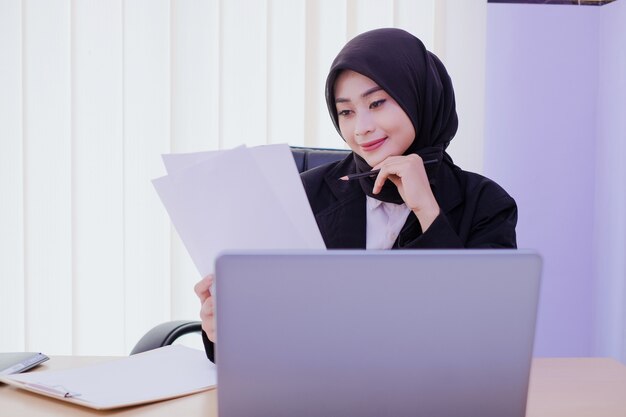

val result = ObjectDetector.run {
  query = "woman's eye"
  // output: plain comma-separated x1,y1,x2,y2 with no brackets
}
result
370,99,386,109
337,109,352,117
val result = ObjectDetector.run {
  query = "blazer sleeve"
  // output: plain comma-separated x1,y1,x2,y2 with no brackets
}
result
398,191,518,249
202,330,216,363
461,194,518,249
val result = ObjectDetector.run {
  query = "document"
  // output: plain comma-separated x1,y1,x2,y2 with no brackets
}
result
153,144,325,276
0,345,216,410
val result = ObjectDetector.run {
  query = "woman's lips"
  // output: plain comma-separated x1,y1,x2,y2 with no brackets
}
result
360,137,387,152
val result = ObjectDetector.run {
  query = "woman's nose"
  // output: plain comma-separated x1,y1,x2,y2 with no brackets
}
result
354,112,375,137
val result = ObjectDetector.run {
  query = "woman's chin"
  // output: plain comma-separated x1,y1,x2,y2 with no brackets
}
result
354,148,387,167
362,154,385,168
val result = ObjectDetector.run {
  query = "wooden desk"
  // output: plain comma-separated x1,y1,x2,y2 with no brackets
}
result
526,357,626,416
2,356,625,417
0,356,217,417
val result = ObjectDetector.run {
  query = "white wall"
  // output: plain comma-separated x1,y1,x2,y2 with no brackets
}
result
438,0,488,174
486,2,626,361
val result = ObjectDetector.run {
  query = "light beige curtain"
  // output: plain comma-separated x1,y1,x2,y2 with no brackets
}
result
0,0,487,355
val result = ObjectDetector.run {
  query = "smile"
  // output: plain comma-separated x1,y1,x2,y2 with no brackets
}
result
360,137,387,152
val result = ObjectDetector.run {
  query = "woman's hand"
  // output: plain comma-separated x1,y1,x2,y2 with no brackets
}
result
372,154,440,231
194,274,216,342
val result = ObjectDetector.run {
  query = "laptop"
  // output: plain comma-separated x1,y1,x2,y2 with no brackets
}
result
215,250,542,417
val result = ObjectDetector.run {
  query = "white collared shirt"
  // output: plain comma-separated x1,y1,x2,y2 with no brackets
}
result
365,196,412,250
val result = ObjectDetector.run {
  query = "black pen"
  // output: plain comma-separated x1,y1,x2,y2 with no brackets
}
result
339,158,438,181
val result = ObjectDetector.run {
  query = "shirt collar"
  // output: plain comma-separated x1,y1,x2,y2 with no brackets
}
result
366,195,384,210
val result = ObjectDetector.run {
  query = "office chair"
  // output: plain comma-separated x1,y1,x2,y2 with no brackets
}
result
131,146,349,355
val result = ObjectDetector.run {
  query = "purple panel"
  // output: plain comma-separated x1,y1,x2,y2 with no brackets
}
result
485,4,600,356
592,0,626,358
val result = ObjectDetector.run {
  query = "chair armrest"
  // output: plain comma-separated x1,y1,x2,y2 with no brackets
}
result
131,320,202,355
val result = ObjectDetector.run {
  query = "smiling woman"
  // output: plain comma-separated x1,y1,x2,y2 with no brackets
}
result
197,28,518,363
304,28,517,250
333,69,439,231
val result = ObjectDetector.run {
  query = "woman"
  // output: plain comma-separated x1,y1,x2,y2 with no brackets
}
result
195,28,517,361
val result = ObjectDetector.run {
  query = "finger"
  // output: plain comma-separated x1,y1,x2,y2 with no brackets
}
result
200,298,214,319
194,274,214,302
387,175,402,189
194,274,213,295
200,298,217,342
372,164,401,194
194,282,209,303
201,317,216,342
372,169,390,194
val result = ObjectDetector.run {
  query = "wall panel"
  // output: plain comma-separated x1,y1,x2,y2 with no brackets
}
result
23,0,73,355
0,0,25,352
305,0,348,148
440,0,487,174
220,0,268,148
169,0,221,321
72,0,125,355
268,0,306,145
395,0,436,51
349,0,394,39
593,0,626,362
123,0,171,354
171,0,220,152
485,4,599,357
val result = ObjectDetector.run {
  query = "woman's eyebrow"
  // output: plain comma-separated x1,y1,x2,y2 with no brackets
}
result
361,86,383,98
335,86,383,104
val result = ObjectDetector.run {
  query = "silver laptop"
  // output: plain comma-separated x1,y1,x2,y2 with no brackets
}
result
215,250,542,417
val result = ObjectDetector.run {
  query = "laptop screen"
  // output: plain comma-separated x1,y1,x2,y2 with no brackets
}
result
215,250,541,417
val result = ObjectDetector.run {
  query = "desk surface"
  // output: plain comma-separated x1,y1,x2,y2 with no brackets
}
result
2,356,626,417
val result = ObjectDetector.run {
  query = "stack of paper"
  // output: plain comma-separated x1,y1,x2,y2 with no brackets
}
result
152,144,325,276
0,345,215,410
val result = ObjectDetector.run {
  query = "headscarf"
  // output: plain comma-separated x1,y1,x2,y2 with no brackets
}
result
325,28,459,203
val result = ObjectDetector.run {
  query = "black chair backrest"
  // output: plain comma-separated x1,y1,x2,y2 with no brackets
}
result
290,146,350,173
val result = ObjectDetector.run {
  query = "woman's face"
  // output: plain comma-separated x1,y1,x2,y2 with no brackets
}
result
334,70,415,167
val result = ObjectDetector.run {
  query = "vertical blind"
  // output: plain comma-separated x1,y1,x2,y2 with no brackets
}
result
0,0,487,355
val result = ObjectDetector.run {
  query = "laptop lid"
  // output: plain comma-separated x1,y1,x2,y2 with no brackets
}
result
215,250,542,417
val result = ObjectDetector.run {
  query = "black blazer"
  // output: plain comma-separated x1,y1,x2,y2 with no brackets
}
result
300,154,517,249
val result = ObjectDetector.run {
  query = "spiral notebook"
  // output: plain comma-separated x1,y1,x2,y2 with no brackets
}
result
0,345,216,410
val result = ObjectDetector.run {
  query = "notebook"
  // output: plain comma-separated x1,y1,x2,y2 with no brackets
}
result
214,250,542,417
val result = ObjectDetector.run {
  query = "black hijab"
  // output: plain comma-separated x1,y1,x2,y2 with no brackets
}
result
325,28,459,204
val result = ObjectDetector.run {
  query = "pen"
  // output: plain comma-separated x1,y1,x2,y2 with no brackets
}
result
339,158,438,181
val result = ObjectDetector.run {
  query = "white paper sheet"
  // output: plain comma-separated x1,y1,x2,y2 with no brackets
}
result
162,144,325,251
249,144,326,249
153,144,325,276
161,147,225,174
0,345,215,410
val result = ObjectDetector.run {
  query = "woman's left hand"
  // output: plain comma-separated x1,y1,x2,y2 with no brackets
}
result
372,154,440,231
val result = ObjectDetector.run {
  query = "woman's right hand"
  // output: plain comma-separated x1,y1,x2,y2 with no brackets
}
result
194,274,216,342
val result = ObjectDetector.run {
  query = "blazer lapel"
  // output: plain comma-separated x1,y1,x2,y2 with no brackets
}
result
311,158,463,249
314,158,366,249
